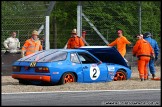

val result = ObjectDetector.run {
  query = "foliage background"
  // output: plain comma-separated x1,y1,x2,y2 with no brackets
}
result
1,1,161,49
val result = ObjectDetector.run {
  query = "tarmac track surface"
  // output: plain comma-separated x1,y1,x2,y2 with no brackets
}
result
2,89,160,106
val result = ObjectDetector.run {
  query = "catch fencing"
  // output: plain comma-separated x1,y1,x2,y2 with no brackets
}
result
1,1,161,67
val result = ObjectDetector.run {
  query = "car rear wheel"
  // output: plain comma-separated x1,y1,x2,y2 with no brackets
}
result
114,70,127,81
60,72,76,84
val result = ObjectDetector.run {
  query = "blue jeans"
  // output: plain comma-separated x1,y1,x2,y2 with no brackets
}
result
148,59,156,75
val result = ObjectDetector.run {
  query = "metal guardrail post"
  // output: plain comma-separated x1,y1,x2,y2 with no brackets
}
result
82,13,109,45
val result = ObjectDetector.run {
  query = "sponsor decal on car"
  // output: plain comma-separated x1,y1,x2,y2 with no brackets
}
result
107,65,115,71
30,62,37,67
58,62,62,65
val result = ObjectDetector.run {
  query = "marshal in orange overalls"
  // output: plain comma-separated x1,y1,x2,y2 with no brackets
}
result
108,30,131,57
67,29,84,49
132,34,154,81
21,30,42,57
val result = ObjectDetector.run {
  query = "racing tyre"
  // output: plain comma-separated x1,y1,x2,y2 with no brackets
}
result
114,70,127,81
60,72,76,84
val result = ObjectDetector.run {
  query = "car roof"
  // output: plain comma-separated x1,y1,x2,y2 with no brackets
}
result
17,49,93,62
59,49,87,52
80,46,112,48
44,49,87,52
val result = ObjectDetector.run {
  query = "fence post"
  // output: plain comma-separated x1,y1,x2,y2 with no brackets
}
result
77,1,82,37
139,1,142,34
45,16,50,50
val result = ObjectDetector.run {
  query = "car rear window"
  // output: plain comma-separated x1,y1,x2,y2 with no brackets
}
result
18,50,67,62
38,51,67,62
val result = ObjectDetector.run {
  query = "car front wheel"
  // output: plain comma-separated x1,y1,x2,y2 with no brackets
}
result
114,70,127,81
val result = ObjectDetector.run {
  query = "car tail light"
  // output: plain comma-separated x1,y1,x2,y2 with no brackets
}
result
12,66,20,72
35,67,49,73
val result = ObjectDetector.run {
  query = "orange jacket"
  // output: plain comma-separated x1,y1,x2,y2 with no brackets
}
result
67,36,84,49
108,35,131,57
22,38,43,56
132,39,154,57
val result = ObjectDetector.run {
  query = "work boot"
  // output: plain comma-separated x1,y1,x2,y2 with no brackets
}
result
145,76,149,80
152,74,155,79
141,78,144,81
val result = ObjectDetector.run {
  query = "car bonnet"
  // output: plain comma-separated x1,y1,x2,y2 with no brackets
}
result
78,46,128,67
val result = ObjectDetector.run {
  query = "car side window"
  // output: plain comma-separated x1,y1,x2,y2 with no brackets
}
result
71,53,80,64
78,52,98,64
79,55,86,62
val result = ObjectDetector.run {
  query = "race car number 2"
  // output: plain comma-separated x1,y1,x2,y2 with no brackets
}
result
90,64,100,80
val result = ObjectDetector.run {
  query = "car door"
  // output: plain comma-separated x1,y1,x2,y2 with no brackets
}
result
77,52,108,82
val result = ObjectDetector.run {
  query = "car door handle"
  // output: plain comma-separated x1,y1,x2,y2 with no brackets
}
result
83,66,88,69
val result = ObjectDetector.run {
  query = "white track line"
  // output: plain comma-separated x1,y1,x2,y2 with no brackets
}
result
2,89,160,94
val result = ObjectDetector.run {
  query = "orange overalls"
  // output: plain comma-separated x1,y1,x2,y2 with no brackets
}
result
22,38,43,56
108,35,131,57
132,39,154,80
67,36,84,49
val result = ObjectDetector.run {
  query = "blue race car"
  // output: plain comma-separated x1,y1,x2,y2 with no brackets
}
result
12,46,132,85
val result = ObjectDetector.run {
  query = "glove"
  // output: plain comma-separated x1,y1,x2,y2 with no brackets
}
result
5,47,9,50
150,54,155,60
21,53,24,58
21,51,25,58
5,47,10,53
155,56,158,61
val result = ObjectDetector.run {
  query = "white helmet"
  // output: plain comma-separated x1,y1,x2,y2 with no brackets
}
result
71,29,77,34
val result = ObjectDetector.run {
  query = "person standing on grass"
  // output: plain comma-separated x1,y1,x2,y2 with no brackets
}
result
21,30,43,57
132,34,154,81
67,28,85,49
108,30,131,58
143,32,160,79
3,31,20,54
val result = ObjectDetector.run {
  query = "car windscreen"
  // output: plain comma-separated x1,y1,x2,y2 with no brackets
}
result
18,50,67,62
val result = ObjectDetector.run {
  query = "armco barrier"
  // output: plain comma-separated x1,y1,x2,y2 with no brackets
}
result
1,51,21,76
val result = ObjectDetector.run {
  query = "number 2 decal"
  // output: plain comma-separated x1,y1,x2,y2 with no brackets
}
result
90,64,100,80
93,68,97,78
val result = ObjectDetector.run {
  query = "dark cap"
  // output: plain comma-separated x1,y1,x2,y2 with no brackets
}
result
143,32,152,38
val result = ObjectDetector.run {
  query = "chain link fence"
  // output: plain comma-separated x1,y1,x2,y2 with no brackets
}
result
2,1,160,49
81,1,161,66
81,1,160,46
82,1,136,46
1,1,50,50
1,1,161,68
